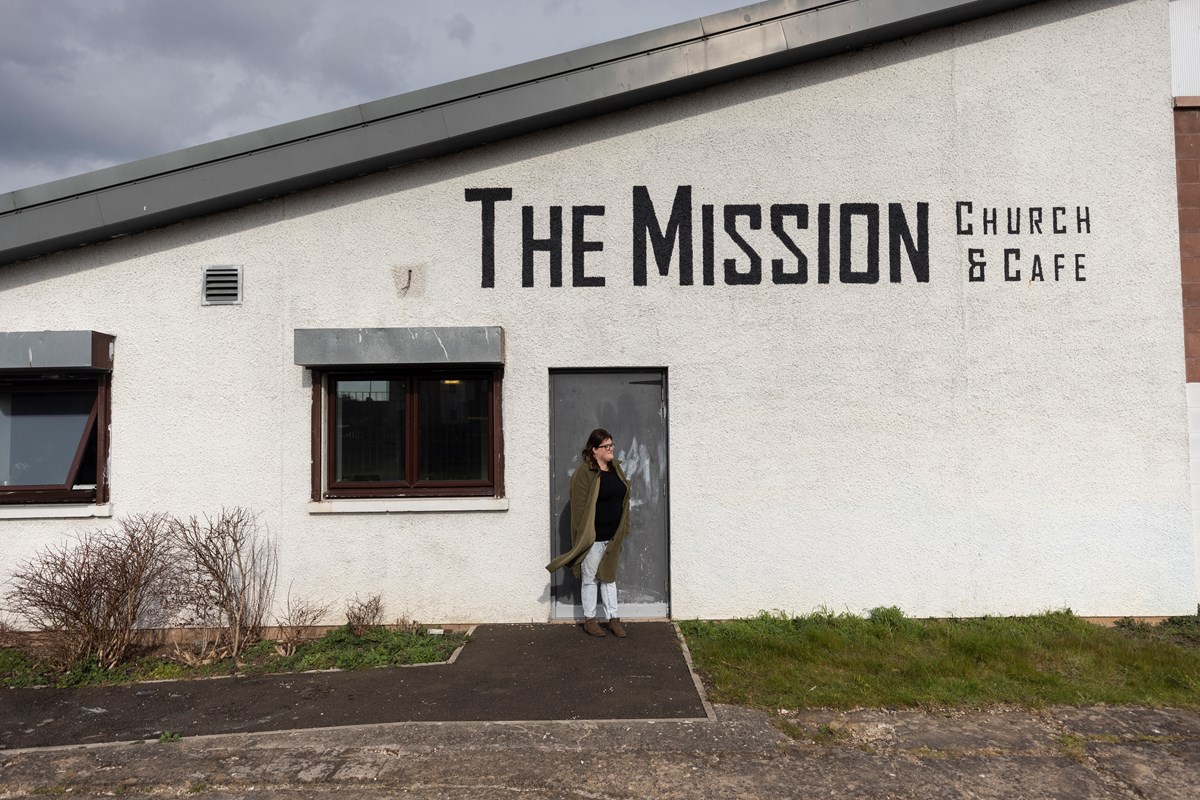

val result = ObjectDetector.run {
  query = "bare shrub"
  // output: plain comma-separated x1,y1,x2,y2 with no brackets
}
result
391,616,422,635
5,514,174,670
168,508,277,663
345,594,384,636
273,587,332,657
0,614,21,649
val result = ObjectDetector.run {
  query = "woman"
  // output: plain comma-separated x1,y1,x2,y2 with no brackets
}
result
545,428,632,637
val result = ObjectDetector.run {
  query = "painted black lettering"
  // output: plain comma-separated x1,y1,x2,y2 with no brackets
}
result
818,203,832,284
1052,207,1067,233
1054,253,1065,281
1007,208,1021,235
1076,206,1091,234
1004,248,1021,281
1029,207,1043,234
968,248,986,282
522,205,562,288
770,204,808,284
702,204,715,286
888,202,929,283
571,206,605,287
956,201,973,235
1031,254,1044,281
464,187,513,288
724,205,763,285
840,203,879,284
1075,253,1086,281
982,207,998,235
632,185,693,286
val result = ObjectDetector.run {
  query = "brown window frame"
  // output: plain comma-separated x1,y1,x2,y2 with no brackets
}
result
0,374,111,506
313,367,503,500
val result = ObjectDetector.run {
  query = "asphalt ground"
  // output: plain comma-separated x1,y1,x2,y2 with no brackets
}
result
0,622,707,750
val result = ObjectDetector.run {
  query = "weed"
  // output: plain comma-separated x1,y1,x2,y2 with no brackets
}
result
274,587,332,657
772,717,851,745
771,717,806,740
345,594,384,636
0,646,54,688
1054,729,1087,755
158,730,181,742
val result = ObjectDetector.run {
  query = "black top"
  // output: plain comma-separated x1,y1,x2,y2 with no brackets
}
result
593,468,626,542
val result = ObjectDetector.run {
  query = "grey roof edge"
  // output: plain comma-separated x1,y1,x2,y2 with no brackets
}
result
0,0,1037,268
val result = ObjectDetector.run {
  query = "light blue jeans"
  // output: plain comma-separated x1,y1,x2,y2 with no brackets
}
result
581,540,618,620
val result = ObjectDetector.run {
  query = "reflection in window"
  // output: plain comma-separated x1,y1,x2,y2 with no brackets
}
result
335,379,405,483
0,391,96,487
0,376,106,505
418,378,489,482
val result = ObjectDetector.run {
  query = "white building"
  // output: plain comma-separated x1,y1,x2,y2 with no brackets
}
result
1,0,1196,622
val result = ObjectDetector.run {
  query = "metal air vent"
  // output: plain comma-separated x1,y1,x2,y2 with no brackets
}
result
202,266,242,305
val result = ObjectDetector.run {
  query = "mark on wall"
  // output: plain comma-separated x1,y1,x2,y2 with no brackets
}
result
392,264,423,298
620,435,655,509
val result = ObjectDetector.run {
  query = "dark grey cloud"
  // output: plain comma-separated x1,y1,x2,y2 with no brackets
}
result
0,0,734,194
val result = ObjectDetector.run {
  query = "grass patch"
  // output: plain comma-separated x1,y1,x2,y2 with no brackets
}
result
679,607,1200,710
0,625,467,689
773,718,851,744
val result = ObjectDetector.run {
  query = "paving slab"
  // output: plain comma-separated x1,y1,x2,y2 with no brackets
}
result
1052,705,1200,739
1086,740,1200,800
785,707,1061,754
0,622,706,750
3,706,1188,799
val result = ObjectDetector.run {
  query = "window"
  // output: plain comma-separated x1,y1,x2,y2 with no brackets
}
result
316,369,502,498
0,375,109,505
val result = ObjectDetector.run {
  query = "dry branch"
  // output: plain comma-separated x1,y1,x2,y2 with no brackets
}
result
168,508,277,662
5,514,174,669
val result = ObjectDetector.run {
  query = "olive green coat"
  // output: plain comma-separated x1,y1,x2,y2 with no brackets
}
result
544,459,631,583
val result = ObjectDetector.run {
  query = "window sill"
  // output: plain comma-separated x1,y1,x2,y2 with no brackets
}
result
0,503,113,520
308,497,509,514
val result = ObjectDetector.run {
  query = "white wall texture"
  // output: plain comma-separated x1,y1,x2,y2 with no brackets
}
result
0,0,1193,621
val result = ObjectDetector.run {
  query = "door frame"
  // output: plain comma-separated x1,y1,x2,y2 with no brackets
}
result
548,367,671,620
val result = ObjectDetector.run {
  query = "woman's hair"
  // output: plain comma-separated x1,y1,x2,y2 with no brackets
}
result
581,428,613,470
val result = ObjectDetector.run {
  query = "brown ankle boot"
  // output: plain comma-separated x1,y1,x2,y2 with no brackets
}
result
583,618,606,637
608,618,627,638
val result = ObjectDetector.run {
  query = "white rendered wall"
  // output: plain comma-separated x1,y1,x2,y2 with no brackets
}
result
0,0,1193,621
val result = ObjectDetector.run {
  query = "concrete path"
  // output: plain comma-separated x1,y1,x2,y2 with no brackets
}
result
2,704,1199,798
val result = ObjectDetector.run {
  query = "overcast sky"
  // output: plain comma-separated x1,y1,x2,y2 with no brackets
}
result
0,0,738,195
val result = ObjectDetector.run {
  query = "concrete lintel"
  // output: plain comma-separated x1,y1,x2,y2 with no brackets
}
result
0,331,115,371
294,327,504,368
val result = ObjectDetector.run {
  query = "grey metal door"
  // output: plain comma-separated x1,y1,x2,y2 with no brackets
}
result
549,369,669,619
